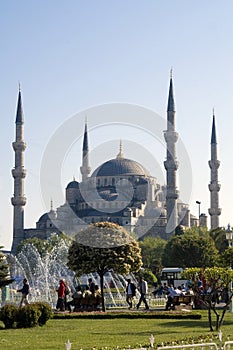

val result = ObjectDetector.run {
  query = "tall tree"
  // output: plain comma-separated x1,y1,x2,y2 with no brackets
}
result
67,222,142,311
139,237,166,274
219,246,233,267
162,229,219,267
209,227,228,253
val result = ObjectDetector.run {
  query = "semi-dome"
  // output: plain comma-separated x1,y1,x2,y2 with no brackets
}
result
92,158,149,177
66,180,79,189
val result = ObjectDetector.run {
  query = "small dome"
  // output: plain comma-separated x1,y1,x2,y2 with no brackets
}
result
38,213,50,223
66,180,79,189
92,158,149,177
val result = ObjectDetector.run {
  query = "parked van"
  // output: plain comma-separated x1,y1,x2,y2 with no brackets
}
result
160,267,186,288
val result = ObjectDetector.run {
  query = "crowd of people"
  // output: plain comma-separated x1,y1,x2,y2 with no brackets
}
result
55,276,150,312
56,278,102,312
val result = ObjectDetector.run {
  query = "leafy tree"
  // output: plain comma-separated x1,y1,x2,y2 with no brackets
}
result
183,267,233,331
67,222,142,311
162,229,219,268
17,233,72,258
136,268,157,287
142,237,166,270
219,246,233,268
139,237,166,274
209,227,228,253
0,247,14,288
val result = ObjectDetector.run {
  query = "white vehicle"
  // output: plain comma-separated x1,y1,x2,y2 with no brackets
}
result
160,267,187,288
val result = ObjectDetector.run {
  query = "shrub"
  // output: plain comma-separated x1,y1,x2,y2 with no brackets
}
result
0,304,18,328
33,302,53,326
16,304,41,328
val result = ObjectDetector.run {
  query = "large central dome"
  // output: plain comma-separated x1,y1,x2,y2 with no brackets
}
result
92,158,149,177
91,145,150,177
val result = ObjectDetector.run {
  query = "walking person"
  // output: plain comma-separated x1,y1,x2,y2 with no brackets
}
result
136,276,149,310
17,278,29,307
126,278,136,309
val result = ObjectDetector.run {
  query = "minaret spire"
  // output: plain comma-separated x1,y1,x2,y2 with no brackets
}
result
208,111,221,229
11,87,27,253
80,120,91,181
164,71,179,235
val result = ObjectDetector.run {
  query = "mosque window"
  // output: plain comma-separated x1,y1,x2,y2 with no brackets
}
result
104,178,107,185
112,178,115,185
97,179,100,186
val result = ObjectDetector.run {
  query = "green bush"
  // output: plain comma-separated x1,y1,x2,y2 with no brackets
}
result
16,304,41,328
33,302,53,326
0,303,18,328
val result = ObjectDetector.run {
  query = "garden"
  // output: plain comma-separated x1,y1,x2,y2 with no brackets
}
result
0,310,233,350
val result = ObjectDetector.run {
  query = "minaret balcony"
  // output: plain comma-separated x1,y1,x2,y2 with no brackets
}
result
164,130,179,143
11,196,27,206
208,208,221,216
80,166,91,176
12,141,26,151
208,160,220,169
208,183,221,192
166,188,179,199
12,168,27,178
164,159,179,171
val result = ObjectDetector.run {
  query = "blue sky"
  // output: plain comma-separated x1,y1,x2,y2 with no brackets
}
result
1,1,233,249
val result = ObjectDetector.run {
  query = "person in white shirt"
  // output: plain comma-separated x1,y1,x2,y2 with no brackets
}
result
136,277,149,310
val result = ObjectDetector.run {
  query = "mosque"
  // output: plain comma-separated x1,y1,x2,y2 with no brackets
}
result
10,74,221,253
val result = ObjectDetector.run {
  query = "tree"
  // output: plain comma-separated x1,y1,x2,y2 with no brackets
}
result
0,247,14,288
17,233,72,258
162,229,219,267
209,227,228,253
219,246,233,268
183,267,233,331
67,222,142,311
139,237,166,274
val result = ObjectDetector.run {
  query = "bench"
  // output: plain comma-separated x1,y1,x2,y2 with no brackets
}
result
166,295,194,310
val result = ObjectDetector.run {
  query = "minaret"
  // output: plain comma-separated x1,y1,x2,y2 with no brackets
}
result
164,70,179,234
80,121,91,181
11,86,27,253
208,112,221,229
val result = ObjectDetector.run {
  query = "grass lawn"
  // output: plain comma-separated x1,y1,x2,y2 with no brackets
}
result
0,311,232,350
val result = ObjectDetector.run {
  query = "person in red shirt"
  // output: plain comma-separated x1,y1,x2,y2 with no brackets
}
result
56,280,66,311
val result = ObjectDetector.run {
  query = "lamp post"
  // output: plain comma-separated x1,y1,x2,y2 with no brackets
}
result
225,223,233,312
226,223,233,247
196,201,201,232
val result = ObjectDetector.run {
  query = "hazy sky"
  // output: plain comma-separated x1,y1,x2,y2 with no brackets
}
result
1,1,233,250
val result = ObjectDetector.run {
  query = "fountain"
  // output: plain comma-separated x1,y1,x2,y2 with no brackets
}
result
3,241,135,308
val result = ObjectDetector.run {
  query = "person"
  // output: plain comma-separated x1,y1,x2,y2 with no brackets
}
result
64,281,71,310
136,276,149,310
67,286,83,312
81,285,92,309
88,278,95,294
17,278,29,307
94,285,102,307
165,284,177,310
126,278,136,309
56,279,66,311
